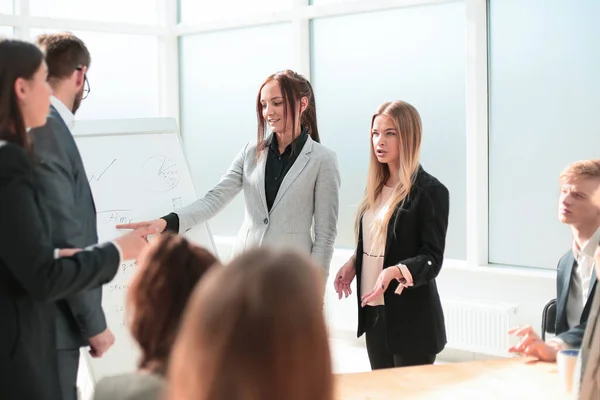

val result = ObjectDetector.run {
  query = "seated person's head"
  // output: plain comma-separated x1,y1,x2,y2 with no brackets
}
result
168,248,333,400
558,159,600,230
127,234,218,374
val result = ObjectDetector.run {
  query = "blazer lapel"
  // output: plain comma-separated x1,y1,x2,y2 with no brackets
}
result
557,253,576,326
256,151,269,216
270,137,312,212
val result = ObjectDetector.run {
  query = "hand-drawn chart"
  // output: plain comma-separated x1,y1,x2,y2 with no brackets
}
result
88,158,117,184
172,196,182,211
73,118,217,383
141,155,180,192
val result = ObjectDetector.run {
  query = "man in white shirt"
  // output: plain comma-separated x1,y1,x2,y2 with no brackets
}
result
509,159,600,361
29,32,115,400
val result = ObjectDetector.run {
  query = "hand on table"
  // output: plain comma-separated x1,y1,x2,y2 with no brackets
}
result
508,325,561,362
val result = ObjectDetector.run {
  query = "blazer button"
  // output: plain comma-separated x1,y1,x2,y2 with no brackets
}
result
264,218,269,225
427,261,432,265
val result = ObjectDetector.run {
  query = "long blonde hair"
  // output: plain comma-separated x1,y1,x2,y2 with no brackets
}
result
354,101,423,253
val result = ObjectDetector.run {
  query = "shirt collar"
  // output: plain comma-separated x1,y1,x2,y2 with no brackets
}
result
50,96,75,129
269,128,308,153
573,225,600,260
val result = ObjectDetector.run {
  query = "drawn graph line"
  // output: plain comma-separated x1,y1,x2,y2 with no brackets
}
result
141,155,180,193
158,158,176,175
88,159,117,183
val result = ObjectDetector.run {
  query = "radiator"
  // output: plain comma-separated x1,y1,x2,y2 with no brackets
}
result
442,298,518,356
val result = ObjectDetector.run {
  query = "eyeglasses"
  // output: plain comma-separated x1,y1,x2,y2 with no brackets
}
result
75,66,90,100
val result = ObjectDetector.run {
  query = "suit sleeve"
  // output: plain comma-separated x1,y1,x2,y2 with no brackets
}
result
0,145,119,302
397,181,450,288
311,150,340,277
175,143,248,233
556,324,586,348
31,119,108,338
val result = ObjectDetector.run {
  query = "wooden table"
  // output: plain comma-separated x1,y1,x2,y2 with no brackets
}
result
336,357,572,399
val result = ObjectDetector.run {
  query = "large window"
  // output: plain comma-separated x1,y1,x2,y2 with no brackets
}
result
311,2,467,258
30,0,159,25
0,26,12,37
11,0,595,271
179,0,292,24
29,28,160,120
0,0,12,14
179,24,294,238
488,0,600,269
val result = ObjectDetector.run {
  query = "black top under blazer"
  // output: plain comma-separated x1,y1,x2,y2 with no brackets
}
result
0,142,120,400
355,166,450,355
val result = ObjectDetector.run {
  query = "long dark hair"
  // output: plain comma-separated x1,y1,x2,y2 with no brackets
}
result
0,39,44,154
255,69,320,152
127,234,219,374
168,248,333,400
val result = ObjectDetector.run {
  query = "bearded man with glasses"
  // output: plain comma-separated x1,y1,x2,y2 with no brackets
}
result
29,32,115,400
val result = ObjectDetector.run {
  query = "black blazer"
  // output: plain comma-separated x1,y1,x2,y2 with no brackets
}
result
0,142,119,400
355,167,450,355
555,250,597,347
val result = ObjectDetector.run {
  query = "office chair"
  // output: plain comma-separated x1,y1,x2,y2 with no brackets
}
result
541,298,557,341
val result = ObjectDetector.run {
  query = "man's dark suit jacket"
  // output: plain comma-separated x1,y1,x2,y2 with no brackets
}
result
0,141,119,400
555,251,597,347
30,105,105,350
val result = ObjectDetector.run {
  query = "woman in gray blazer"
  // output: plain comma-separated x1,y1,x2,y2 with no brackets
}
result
120,70,340,276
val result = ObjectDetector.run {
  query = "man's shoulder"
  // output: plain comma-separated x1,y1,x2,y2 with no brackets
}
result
557,250,575,270
30,110,70,142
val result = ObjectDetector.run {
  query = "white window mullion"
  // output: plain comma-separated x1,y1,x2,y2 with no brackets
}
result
465,0,488,267
14,0,30,39
304,0,460,20
157,0,180,124
293,0,310,77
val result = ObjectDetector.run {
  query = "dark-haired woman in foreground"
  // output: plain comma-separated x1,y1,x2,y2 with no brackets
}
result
0,38,154,400
93,234,219,400
119,70,340,280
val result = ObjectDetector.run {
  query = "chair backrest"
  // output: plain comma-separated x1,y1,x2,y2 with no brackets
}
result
541,298,557,341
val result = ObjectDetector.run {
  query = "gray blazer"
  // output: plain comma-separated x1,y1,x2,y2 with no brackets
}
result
30,105,105,349
177,135,340,275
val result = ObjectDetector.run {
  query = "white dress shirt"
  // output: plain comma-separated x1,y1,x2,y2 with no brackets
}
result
50,95,75,129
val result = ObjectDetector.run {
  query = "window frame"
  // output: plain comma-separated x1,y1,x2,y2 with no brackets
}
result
2,0,492,268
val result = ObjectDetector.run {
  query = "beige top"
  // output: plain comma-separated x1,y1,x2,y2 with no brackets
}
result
360,186,394,306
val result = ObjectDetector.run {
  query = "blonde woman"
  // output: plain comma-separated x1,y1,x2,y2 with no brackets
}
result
333,100,450,369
